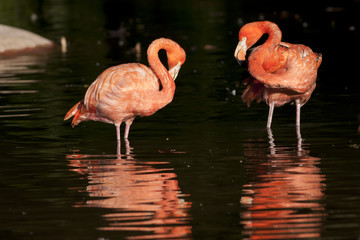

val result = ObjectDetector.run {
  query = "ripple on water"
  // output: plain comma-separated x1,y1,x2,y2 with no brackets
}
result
240,135,327,239
66,149,192,239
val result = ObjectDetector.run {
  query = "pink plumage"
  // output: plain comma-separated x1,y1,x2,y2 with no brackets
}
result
65,38,186,141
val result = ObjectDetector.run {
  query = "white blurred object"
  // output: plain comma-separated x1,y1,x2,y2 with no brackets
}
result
0,24,53,54
60,36,67,54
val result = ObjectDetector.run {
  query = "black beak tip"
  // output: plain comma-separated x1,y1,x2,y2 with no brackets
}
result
236,59,244,66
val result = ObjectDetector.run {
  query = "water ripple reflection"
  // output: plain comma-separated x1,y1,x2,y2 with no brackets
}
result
241,130,327,239
0,55,47,119
66,140,192,240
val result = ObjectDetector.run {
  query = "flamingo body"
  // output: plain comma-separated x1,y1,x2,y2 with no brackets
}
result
234,21,322,129
65,38,186,141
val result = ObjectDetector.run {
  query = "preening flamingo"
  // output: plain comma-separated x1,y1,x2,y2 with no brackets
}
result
234,21,322,131
65,38,186,150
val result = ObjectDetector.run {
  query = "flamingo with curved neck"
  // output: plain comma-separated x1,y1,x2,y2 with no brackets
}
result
65,38,186,149
234,21,322,133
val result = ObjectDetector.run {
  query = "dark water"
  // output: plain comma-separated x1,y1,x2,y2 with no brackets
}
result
1,0,359,239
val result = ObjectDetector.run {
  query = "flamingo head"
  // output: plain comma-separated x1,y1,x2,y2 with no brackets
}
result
167,44,186,81
234,37,247,65
235,22,267,65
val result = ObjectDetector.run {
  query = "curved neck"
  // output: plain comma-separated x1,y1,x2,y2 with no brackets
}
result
147,40,175,101
258,21,282,48
242,21,282,50
247,22,283,87
247,22,283,69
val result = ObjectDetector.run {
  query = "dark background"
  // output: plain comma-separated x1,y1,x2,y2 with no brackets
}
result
0,0,359,239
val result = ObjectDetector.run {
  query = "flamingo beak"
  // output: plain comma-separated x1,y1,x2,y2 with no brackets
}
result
234,38,247,66
169,62,181,81
236,59,244,66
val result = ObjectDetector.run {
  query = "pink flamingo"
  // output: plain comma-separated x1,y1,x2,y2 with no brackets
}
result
234,21,322,133
65,38,186,152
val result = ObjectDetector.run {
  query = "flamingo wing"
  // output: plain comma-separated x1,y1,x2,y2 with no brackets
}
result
241,46,289,107
84,63,159,110
249,43,321,93
262,44,289,73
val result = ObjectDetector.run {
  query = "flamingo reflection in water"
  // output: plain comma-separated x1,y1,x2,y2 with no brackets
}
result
66,140,192,240
240,130,326,239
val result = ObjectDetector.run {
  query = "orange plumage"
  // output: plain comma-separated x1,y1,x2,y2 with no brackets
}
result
234,21,322,129
65,38,186,142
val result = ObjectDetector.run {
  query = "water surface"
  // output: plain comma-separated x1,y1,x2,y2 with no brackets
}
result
0,0,359,239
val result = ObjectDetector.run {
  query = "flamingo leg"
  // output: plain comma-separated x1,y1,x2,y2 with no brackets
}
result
267,127,276,155
116,124,121,141
295,99,303,154
124,119,134,139
116,124,121,155
296,99,301,128
267,102,275,129
124,124,130,139
124,138,131,157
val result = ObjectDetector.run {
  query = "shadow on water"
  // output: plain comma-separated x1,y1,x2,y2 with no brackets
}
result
66,140,192,240
240,129,327,239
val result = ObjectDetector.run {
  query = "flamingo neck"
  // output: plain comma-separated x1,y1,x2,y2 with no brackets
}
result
257,21,282,49
247,22,282,83
147,40,175,102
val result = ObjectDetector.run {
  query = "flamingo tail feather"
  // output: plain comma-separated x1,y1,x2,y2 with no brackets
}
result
241,78,264,107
